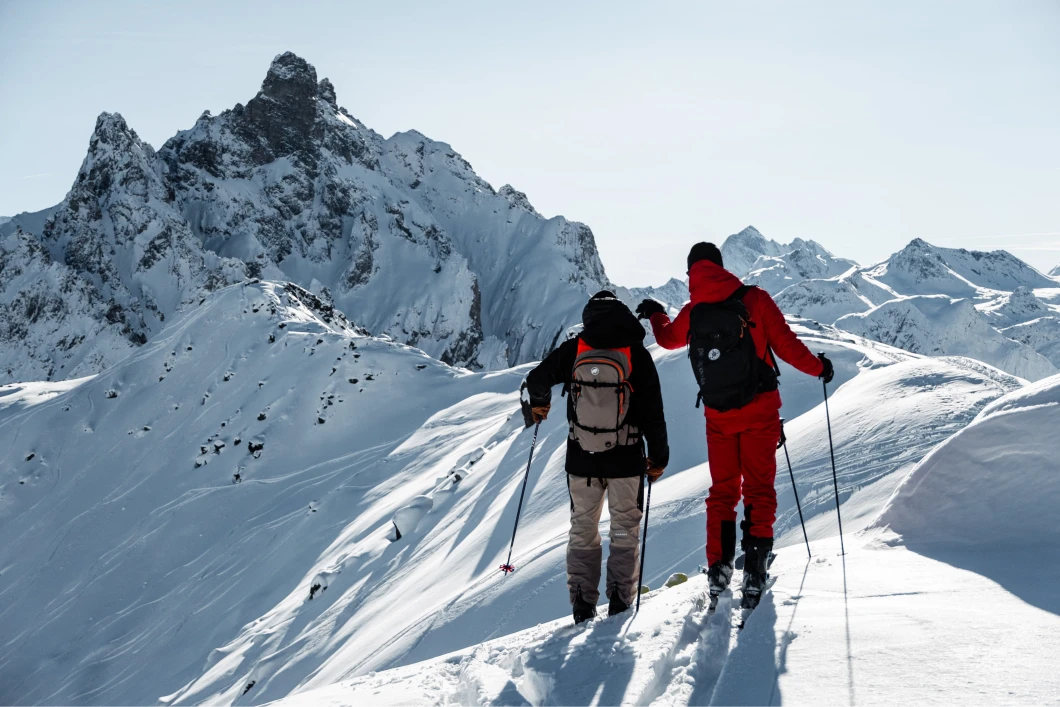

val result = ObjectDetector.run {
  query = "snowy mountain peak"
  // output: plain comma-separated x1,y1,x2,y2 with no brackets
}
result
261,51,319,99
720,226,836,279
865,238,1055,298
89,111,143,151
0,51,612,382
497,184,540,216
1050,264,1060,278
317,77,338,109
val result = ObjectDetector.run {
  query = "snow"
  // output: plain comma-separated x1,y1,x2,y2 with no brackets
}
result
0,281,1027,704
975,286,1057,328
277,375,1060,707
279,534,1060,706
0,376,93,412
1002,316,1060,368
744,248,856,296
835,295,1057,381
334,111,358,128
719,227,840,281
629,278,690,318
1,53,1059,707
0,53,611,382
877,373,1060,545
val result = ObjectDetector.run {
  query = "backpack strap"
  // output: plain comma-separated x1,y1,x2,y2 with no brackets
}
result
727,284,752,302
732,284,781,377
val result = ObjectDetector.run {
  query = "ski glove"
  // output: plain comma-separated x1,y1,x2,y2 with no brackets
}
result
531,405,550,423
646,458,665,482
818,353,834,384
635,299,666,320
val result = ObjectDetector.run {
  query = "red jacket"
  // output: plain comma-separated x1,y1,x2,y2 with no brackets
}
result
649,260,824,414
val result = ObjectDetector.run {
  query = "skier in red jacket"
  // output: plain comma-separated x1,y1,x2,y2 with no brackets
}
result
637,242,833,602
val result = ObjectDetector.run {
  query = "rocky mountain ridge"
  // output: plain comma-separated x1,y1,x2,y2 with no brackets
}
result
0,52,610,383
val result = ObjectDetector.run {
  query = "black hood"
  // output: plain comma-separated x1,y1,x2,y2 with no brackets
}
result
581,294,646,349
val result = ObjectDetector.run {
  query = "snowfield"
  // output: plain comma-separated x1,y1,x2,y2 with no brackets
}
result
0,278,1038,706
835,295,1057,381
276,375,1060,707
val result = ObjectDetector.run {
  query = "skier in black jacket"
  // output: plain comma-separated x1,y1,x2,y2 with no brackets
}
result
525,291,669,623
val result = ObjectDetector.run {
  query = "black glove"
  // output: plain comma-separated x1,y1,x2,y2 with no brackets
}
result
818,353,834,385
635,299,665,320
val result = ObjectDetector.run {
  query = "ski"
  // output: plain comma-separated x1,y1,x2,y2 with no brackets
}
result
737,575,777,630
705,551,776,617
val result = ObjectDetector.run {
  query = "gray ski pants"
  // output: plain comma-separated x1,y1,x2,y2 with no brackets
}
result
566,474,644,607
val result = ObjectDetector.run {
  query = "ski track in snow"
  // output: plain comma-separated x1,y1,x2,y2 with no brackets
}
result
279,532,1060,707
0,277,1048,706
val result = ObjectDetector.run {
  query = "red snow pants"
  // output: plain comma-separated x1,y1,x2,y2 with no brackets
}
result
705,390,783,566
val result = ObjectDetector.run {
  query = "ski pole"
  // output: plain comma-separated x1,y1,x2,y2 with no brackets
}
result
779,419,811,559
635,477,652,613
500,421,540,575
822,380,845,556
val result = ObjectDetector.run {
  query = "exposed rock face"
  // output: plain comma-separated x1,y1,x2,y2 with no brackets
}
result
0,52,611,382
0,227,135,381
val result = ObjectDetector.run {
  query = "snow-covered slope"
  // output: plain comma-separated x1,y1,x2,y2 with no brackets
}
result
1000,317,1060,369
1051,264,1060,278
719,226,839,280
744,246,857,295
835,295,1057,381
278,530,1060,707
860,238,1054,299
0,280,525,705
0,227,141,381
0,292,1020,704
274,360,1046,707
629,278,689,316
976,286,1057,328
877,373,1060,546
0,52,610,382
773,277,874,324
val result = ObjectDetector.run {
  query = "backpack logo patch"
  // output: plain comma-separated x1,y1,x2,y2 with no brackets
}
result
590,366,600,376
708,348,721,361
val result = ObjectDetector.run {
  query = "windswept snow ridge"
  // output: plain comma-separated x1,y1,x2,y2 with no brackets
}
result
877,373,1060,546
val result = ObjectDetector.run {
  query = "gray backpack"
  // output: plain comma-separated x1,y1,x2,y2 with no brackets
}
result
569,338,639,452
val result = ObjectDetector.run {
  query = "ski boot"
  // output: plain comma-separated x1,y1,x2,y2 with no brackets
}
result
707,562,734,595
607,592,630,618
707,520,737,612
741,536,774,610
572,592,597,625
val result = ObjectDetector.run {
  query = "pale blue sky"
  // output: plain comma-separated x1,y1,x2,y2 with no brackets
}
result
1,0,1058,285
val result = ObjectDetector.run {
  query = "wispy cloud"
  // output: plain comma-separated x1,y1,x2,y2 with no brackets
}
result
18,173,52,180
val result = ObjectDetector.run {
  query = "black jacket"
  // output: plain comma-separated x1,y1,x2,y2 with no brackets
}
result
526,301,669,478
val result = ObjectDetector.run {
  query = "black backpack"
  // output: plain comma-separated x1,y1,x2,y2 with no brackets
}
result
687,285,780,411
